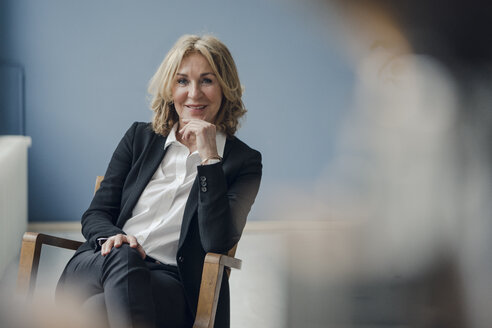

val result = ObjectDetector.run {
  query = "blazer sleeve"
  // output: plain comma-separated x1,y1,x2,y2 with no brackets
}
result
196,148,262,253
81,122,138,249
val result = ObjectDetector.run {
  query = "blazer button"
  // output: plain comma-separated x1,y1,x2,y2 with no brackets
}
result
201,186,208,192
200,180,207,187
178,256,184,263
200,176,207,182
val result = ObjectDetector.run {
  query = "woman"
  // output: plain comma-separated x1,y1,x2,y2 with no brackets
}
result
57,34,262,328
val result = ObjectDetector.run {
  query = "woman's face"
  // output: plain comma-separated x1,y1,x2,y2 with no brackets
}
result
171,53,223,125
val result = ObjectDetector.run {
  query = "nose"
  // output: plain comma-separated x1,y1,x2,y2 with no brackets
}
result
188,82,202,99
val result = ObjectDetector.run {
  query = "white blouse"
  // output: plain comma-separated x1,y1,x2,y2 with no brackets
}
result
122,125,226,265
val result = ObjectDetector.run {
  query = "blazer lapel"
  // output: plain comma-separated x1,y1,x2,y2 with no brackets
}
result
119,134,167,223
179,177,199,249
178,137,236,249
221,136,234,163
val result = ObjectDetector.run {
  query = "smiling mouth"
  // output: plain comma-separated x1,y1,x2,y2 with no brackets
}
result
186,105,207,110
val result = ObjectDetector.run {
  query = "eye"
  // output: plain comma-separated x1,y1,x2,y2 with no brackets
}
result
177,78,188,85
201,78,213,84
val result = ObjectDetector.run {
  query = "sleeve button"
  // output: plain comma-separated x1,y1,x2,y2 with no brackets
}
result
200,176,207,182
201,186,208,192
178,256,184,263
200,180,207,186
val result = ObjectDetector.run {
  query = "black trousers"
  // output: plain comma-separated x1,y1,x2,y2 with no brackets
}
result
57,244,193,328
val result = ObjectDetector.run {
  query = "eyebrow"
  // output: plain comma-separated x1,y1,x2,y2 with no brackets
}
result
176,72,215,77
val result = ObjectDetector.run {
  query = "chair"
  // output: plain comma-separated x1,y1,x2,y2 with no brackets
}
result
17,176,241,328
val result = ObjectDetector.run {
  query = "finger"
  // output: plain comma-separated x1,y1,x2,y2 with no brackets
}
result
187,122,214,137
101,239,109,255
179,119,193,133
127,235,138,248
187,121,207,133
185,120,207,129
181,119,203,129
114,234,123,248
179,124,188,135
182,118,204,124
179,122,187,133
183,118,207,124
101,238,114,256
181,126,194,140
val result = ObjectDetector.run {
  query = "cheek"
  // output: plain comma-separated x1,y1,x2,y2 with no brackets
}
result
172,88,183,102
210,88,223,106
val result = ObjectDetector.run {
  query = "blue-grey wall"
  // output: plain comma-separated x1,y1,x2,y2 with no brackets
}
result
1,0,354,222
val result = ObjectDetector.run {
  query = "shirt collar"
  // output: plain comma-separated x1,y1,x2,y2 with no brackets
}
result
164,124,179,149
216,129,226,157
165,123,227,157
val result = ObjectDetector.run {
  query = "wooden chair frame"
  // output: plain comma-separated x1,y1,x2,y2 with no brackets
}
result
17,176,241,328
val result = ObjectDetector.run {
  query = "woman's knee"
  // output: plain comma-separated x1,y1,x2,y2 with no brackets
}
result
102,244,146,272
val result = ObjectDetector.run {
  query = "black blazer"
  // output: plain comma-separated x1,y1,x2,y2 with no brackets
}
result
69,122,262,327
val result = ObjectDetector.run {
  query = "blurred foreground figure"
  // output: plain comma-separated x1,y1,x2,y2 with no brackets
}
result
0,292,108,328
288,1,492,327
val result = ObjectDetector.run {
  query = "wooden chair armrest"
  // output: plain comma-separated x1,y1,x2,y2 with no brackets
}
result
17,232,83,297
193,252,242,328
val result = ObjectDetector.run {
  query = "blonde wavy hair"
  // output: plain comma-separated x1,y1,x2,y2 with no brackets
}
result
148,34,246,137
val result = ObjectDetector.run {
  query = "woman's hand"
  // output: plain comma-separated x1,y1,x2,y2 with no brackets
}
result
179,118,219,162
101,233,146,259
